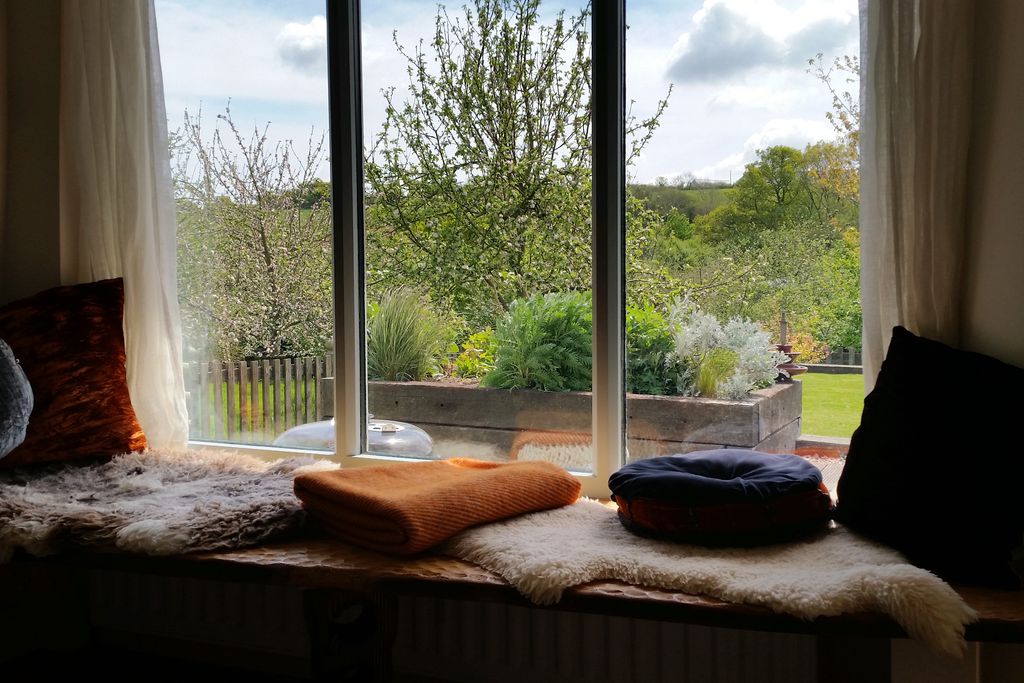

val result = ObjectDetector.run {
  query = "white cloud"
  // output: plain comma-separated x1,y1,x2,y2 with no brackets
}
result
156,0,858,187
156,3,328,107
786,16,855,64
665,0,857,83
742,117,836,150
689,117,836,181
276,16,327,73
705,83,804,111
666,3,781,83
690,151,745,183
626,0,858,183
156,2,334,178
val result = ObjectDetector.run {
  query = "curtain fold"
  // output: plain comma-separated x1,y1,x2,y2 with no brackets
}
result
59,0,188,448
859,0,975,391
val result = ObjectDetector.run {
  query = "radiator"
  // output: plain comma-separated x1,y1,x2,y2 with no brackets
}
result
87,570,820,682
68,569,1024,682
391,596,818,683
87,570,312,662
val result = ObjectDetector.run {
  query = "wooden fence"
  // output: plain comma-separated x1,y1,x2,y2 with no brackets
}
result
183,355,334,443
821,347,862,366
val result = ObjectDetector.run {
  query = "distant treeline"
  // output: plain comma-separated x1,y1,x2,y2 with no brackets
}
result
627,183,733,221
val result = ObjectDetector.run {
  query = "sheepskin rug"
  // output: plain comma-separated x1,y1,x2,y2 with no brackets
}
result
0,448,337,560
444,498,978,657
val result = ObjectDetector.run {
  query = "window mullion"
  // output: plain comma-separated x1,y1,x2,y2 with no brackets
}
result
327,0,366,458
589,0,627,496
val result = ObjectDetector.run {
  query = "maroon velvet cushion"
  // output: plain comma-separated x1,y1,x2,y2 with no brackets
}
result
0,278,147,467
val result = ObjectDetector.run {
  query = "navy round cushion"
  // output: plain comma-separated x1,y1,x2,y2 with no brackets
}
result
609,449,833,546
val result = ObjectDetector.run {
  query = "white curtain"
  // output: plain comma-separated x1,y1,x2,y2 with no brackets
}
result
860,0,975,391
59,0,188,448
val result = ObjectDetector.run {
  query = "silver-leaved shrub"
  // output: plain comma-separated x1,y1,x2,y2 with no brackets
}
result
668,300,791,399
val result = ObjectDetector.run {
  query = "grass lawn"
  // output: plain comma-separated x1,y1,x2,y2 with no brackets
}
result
799,372,865,439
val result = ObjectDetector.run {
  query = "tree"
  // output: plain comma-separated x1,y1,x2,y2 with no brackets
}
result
173,107,333,360
291,179,332,210
808,53,861,150
741,145,802,210
803,228,862,348
801,140,859,222
805,55,860,213
682,137,861,349
695,144,856,248
365,0,670,328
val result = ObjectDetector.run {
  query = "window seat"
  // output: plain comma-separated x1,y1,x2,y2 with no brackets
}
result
9,535,1022,643
3,537,1023,681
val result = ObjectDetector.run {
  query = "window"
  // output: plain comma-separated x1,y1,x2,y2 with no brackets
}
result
358,1,598,471
332,1,622,495
159,0,335,451
621,1,861,462
164,0,860,498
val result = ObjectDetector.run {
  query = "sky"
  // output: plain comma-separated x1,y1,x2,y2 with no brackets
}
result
155,0,859,185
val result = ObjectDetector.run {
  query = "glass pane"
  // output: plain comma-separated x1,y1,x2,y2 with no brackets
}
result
157,0,335,449
624,1,861,461
361,0,594,468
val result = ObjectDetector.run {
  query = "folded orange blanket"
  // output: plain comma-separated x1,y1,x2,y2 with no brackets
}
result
293,458,581,555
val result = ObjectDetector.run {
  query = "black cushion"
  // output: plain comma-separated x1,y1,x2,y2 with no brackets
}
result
609,449,833,546
0,338,34,460
835,326,1024,587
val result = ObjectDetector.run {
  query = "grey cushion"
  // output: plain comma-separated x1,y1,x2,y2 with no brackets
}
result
0,338,33,459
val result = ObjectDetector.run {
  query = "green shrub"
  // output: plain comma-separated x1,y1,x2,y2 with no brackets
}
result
366,288,448,381
625,305,682,395
454,328,497,379
483,292,592,391
787,330,829,364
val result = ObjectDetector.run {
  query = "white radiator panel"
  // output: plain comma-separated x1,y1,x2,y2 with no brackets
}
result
392,596,817,683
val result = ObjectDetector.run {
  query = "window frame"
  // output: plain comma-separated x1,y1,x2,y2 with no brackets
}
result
190,1,628,498
588,1,627,497
325,0,628,495
327,0,366,464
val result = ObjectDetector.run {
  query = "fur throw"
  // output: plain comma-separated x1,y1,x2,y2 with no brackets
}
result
0,448,337,561
444,498,978,657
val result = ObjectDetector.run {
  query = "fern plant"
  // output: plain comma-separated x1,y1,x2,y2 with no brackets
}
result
366,288,449,381
483,292,592,391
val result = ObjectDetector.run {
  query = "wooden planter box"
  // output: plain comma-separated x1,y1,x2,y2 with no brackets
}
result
367,380,802,461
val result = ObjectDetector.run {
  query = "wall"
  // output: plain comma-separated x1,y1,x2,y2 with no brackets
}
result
0,0,61,306
962,0,1024,367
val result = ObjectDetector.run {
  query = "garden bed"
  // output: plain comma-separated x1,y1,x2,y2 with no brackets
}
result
367,380,801,461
